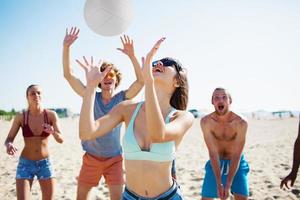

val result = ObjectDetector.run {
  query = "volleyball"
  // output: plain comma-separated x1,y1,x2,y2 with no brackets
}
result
84,0,134,36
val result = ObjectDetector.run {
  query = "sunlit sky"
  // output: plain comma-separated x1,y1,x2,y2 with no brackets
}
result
1,0,300,113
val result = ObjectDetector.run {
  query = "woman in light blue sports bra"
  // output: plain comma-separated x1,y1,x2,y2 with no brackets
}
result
79,37,194,199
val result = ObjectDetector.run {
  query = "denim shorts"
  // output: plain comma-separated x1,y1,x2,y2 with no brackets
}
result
16,157,54,180
122,180,184,200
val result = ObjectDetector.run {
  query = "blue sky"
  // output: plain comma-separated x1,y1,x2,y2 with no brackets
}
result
0,0,300,113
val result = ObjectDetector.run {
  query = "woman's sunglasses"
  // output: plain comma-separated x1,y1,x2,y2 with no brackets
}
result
152,58,182,73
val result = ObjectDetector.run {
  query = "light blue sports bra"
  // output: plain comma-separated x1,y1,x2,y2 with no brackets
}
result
123,102,177,162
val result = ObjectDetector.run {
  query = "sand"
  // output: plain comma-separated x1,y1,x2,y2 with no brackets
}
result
0,117,299,200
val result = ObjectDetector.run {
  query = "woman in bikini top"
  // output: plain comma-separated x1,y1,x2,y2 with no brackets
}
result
4,84,64,199
78,38,194,199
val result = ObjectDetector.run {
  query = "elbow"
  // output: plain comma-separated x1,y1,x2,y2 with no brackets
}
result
79,135,89,141
59,137,64,144
133,80,144,89
151,136,164,143
79,130,92,141
137,79,144,85
63,68,75,81
63,72,72,80
79,132,88,141
150,130,165,142
54,133,64,144
79,121,94,141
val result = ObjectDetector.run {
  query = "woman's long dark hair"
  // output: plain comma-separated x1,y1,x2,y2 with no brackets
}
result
160,58,189,110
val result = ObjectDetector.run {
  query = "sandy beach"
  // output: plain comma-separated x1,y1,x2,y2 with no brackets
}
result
1,117,299,200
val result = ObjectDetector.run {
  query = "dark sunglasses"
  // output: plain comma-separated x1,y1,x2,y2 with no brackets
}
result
152,58,183,73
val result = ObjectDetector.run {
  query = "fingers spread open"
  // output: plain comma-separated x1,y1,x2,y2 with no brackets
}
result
116,48,124,53
76,59,88,72
141,57,145,68
98,59,103,68
153,37,165,51
91,56,94,66
120,35,125,45
125,35,129,43
75,27,80,36
83,56,89,66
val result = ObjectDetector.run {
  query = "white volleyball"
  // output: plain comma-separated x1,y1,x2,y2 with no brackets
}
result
84,0,134,36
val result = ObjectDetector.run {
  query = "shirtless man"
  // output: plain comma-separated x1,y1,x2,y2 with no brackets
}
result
200,88,250,200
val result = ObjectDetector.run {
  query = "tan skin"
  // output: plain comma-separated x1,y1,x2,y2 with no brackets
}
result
78,38,194,197
63,27,144,200
280,119,300,189
4,85,63,200
201,89,248,200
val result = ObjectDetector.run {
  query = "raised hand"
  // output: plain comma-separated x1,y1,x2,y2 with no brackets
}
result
6,142,17,156
141,37,165,82
76,56,111,87
280,172,297,189
63,27,80,48
43,123,55,135
117,35,135,57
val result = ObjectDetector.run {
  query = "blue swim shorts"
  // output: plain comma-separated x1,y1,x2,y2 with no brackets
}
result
201,155,250,198
122,180,184,200
16,157,54,180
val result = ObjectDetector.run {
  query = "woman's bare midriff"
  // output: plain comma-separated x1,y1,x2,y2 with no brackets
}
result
20,137,50,160
125,160,173,198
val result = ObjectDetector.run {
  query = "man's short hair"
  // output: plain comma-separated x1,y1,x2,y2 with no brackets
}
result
211,87,232,104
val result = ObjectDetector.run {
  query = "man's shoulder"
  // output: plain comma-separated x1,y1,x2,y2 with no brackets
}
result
231,112,248,124
230,112,248,132
200,113,214,126
114,90,126,102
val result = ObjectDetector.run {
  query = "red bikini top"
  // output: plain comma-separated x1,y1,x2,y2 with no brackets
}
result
22,110,51,138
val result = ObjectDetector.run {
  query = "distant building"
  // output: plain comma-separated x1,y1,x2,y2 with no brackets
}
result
272,110,294,118
188,109,206,118
49,108,73,118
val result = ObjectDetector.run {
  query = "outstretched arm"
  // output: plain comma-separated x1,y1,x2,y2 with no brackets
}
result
141,38,193,143
78,58,124,140
4,113,22,156
201,117,224,199
117,35,144,99
63,27,86,97
224,120,247,199
281,119,300,189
